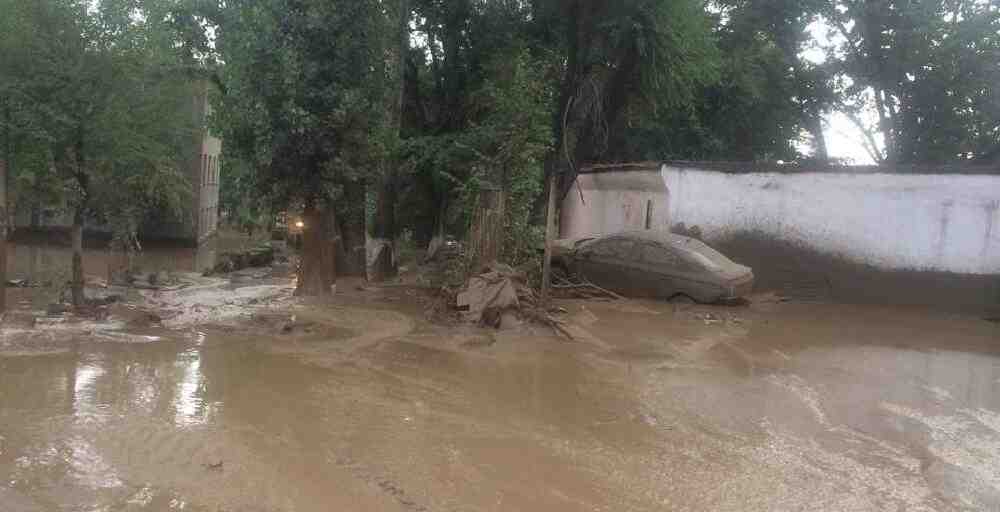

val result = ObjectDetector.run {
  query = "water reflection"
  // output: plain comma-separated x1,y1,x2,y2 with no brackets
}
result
72,358,106,420
174,348,208,426
7,238,218,282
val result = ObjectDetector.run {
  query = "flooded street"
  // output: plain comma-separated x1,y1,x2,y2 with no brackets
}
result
2,282,1000,510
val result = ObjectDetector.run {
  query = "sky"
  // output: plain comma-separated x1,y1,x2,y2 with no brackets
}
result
801,19,880,165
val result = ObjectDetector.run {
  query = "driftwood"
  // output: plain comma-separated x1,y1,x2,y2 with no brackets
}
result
550,273,624,301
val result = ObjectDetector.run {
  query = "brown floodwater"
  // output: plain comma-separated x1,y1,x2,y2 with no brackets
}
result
2,286,1000,511
7,239,220,283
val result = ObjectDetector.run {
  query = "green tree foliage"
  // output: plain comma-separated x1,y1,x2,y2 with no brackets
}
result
456,49,553,265
210,0,392,292
611,0,834,162
0,0,200,304
822,0,1000,163
212,0,388,205
531,0,719,193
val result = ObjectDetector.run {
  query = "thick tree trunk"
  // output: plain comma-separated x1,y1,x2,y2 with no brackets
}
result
295,203,336,296
371,179,398,281
0,153,7,314
467,189,504,271
810,116,829,162
1,104,9,313
370,0,410,281
425,197,448,261
338,179,367,277
539,173,558,306
71,207,84,306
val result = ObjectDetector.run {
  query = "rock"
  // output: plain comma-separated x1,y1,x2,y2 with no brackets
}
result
127,311,162,328
46,303,70,316
94,307,111,322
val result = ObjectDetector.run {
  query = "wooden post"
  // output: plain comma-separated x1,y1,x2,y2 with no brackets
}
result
540,173,558,306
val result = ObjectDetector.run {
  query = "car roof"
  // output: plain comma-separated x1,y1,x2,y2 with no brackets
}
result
598,230,697,246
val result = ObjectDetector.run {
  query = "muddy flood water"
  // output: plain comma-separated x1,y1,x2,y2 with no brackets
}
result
2,261,1000,510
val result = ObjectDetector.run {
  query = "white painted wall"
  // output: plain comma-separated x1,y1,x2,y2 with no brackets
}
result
560,164,1000,275
663,166,1000,274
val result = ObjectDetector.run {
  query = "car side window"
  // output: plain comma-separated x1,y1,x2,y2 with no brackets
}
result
589,239,635,260
640,243,687,268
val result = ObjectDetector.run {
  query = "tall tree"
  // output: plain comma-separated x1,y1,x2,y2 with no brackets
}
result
823,0,1000,164
1,0,197,305
212,0,389,295
534,0,718,301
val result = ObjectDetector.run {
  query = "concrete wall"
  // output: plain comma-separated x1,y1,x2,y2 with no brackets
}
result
561,164,671,239
561,163,1000,275
191,81,222,244
662,165,999,275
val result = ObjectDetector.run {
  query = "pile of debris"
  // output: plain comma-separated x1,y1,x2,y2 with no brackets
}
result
204,245,278,276
434,262,620,335
453,263,537,329
549,273,624,300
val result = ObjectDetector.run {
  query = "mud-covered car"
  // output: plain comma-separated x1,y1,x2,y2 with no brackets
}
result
551,231,754,303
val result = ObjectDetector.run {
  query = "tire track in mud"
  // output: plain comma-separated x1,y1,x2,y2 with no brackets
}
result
325,453,431,512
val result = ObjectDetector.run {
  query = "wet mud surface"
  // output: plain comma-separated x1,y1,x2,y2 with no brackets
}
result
2,281,1000,511
714,232,1000,309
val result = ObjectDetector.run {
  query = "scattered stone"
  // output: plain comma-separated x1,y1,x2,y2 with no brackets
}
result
94,307,111,322
87,294,124,307
206,245,276,276
46,303,70,317
127,311,162,328
697,312,722,325
204,460,224,471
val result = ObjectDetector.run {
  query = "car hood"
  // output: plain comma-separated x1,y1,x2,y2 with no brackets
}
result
715,263,753,281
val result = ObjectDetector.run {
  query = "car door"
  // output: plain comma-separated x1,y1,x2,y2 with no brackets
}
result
575,238,637,293
635,242,707,299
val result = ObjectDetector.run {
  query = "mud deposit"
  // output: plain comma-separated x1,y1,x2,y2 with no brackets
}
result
2,286,1000,511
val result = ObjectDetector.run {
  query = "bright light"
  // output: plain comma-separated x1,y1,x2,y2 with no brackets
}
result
295,221,305,228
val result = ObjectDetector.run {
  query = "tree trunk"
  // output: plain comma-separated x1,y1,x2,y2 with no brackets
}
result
810,115,829,162
425,197,448,261
540,173,558,306
0,150,6,314
397,0,409,129
370,0,410,281
71,207,84,306
338,179,367,277
0,103,9,313
295,203,336,296
371,179,398,281
467,188,504,271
